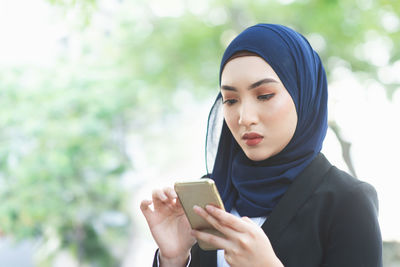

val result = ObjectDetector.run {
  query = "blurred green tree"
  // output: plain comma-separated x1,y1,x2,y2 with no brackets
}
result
0,64,132,265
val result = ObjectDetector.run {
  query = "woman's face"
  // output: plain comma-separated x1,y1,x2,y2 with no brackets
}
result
220,56,298,161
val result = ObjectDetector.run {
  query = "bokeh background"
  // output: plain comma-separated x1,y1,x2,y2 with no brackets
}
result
1,0,400,266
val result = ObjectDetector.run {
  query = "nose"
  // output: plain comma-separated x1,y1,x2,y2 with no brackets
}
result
238,101,259,127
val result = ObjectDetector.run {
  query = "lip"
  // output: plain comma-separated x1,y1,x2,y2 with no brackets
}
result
242,132,264,146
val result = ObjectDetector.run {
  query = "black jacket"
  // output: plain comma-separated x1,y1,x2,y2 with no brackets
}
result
154,153,382,266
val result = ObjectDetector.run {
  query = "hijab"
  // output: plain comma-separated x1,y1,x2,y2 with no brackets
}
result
206,24,328,217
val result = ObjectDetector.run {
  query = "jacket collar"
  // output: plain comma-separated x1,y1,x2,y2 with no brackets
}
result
198,153,332,266
261,153,332,244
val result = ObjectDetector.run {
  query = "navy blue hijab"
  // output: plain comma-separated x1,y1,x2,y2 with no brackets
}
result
206,24,328,217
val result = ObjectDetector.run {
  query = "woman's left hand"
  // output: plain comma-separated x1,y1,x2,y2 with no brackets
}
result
192,205,284,267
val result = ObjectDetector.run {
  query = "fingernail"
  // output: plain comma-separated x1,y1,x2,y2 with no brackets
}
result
206,205,215,212
193,205,201,212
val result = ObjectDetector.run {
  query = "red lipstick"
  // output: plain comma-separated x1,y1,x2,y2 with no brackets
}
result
242,132,264,146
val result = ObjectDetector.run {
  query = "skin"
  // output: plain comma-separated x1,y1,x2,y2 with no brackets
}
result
192,205,283,267
141,55,297,266
140,187,195,267
220,56,297,161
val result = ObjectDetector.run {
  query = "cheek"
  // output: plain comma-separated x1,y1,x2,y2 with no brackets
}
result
223,108,239,134
269,93,296,119
270,96,298,135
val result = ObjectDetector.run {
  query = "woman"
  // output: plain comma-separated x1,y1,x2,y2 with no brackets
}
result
140,24,382,267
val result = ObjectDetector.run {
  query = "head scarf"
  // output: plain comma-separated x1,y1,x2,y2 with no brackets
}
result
206,24,328,217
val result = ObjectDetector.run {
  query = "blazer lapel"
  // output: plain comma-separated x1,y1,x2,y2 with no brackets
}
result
261,153,332,244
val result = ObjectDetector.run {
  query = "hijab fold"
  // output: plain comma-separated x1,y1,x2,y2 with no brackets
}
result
206,24,328,217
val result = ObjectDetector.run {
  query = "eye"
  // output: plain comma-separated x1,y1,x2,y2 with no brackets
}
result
258,93,275,101
222,99,238,106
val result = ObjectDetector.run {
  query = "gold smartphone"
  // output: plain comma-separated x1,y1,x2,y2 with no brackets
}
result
174,178,225,250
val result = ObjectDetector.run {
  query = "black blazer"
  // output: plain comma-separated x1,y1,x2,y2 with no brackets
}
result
153,153,382,267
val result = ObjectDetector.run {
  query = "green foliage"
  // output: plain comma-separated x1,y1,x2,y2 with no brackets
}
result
45,0,400,97
383,241,400,266
0,64,132,265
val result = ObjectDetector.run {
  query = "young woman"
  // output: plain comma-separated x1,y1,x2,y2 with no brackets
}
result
140,24,382,267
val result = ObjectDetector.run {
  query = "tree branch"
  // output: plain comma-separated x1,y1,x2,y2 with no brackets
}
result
328,120,357,178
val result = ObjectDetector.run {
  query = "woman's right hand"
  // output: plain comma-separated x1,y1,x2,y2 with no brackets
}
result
140,187,196,266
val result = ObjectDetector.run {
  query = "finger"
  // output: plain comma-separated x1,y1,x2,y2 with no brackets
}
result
204,205,248,233
193,206,236,237
191,229,230,250
164,187,177,200
224,251,233,266
140,199,154,221
140,199,153,210
242,216,254,224
152,189,168,203
152,189,172,211
163,187,181,209
174,196,183,209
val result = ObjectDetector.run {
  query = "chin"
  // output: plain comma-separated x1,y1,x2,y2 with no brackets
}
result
244,151,272,162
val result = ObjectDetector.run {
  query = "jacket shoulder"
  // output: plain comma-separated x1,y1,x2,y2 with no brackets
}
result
320,165,378,208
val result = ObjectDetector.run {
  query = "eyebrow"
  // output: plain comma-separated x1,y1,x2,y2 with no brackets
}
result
221,78,278,91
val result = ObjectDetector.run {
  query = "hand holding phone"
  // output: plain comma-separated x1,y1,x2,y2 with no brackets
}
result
174,178,225,250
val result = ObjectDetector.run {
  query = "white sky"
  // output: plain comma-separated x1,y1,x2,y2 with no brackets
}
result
0,0,69,67
1,0,399,265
